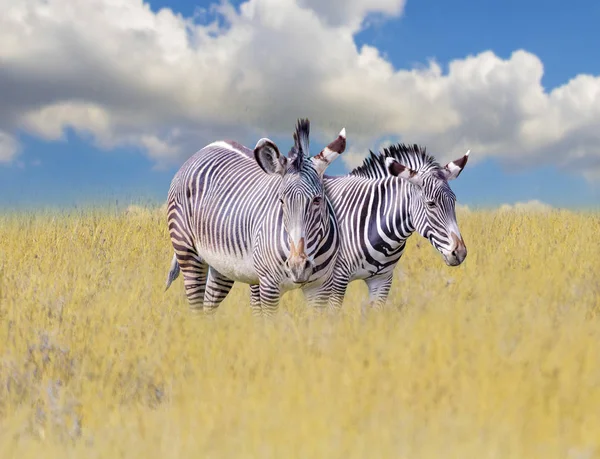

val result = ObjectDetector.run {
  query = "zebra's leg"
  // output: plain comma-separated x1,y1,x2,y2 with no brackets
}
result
176,250,209,312
249,284,262,317
362,273,394,316
301,282,328,310
327,278,349,312
203,267,234,315
257,279,282,318
320,271,350,312
302,273,347,313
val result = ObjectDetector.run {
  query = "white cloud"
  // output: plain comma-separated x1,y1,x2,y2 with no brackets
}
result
124,201,168,217
297,0,405,29
343,137,399,169
21,102,112,142
0,131,19,163
0,0,599,179
342,149,368,170
498,200,554,213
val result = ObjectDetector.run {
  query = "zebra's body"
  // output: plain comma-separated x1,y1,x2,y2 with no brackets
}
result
165,119,346,316
166,142,469,313
312,143,470,310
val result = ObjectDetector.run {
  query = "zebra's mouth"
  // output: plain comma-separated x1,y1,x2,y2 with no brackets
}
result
289,271,312,285
441,248,467,266
291,279,309,285
444,255,462,267
285,255,314,284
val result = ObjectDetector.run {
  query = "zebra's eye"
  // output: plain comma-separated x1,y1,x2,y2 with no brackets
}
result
279,198,284,205
312,196,322,207
426,201,436,209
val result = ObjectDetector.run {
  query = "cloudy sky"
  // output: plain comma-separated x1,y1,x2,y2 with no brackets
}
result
1,0,599,209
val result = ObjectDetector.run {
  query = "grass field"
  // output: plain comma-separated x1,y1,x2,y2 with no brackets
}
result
1,206,599,458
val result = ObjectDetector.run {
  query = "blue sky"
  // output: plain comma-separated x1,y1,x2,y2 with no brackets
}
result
1,0,599,210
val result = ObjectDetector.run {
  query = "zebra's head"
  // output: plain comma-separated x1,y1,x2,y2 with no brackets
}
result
254,119,346,284
385,149,470,266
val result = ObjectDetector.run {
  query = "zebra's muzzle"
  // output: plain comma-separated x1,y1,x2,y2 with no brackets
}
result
442,232,467,266
286,237,314,284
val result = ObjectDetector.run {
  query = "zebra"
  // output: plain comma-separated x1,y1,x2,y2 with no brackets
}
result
164,119,347,316
312,143,470,311
168,142,469,314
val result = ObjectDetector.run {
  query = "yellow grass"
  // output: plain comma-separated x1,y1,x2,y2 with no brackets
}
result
1,206,599,459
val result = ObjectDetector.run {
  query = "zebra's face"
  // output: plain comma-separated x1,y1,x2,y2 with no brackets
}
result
386,150,470,267
278,171,328,283
254,121,347,284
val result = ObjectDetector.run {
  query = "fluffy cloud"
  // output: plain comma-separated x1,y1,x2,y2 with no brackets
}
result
344,137,400,169
498,200,554,213
1,0,600,178
297,0,405,29
0,131,19,163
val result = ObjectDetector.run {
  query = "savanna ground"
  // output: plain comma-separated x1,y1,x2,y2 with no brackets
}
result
0,206,599,459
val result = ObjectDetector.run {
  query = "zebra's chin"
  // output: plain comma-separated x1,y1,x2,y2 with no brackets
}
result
437,231,467,267
440,247,467,267
286,263,313,285
284,252,315,284
443,255,464,267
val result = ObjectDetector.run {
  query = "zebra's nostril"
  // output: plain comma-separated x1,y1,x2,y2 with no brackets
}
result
451,250,457,258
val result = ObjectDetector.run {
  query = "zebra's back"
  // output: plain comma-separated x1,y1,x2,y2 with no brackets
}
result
167,141,282,284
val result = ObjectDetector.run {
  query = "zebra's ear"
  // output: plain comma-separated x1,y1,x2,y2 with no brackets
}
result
385,157,423,187
254,138,288,176
311,127,347,176
442,150,470,181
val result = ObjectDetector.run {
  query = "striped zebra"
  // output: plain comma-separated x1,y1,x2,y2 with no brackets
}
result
313,143,470,311
168,142,470,314
164,119,346,316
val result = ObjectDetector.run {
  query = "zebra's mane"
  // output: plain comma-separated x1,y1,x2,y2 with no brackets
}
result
288,118,310,169
349,143,442,179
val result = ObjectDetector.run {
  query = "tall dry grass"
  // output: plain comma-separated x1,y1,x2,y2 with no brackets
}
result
0,206,599,458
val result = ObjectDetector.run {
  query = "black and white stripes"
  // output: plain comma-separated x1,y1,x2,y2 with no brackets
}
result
305,143,470,310
165,119,346,316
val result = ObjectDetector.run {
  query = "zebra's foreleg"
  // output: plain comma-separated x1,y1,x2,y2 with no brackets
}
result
323,272,350,312
176,251,209,312
302,274,345,313
363,273,394,315
257,279,282,318
203,267,234,315
300,282,327,310
249,284,262,317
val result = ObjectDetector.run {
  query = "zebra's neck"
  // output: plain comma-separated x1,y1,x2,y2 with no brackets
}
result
324,175,416,251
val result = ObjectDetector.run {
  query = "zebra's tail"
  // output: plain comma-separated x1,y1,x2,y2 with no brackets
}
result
165,253,180,291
